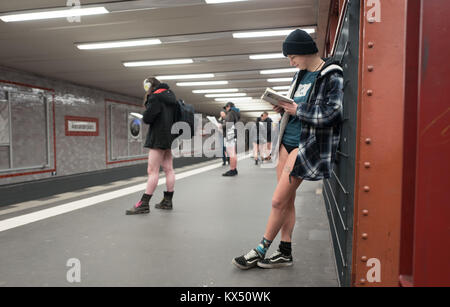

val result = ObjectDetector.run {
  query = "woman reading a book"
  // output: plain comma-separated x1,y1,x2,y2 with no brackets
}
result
233,29,344,269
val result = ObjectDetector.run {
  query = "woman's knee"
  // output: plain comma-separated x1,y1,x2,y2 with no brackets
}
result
271,196,289,210
161,163,174,174
147,165,159,175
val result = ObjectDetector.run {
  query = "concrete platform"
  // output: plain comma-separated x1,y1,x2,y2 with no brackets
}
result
0,157,338,287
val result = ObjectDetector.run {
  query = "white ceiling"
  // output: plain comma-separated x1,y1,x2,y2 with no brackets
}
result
0,0,330,120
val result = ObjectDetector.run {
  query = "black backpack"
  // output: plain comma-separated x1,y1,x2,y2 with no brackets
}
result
174,99,195,138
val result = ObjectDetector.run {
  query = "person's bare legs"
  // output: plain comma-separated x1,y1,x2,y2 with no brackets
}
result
232,145,301,268
227,145,237,170
280,193,296,242
126,148,165,214
253,142,259,160
263,146,302,241
161,149,175,192
145,149,165,195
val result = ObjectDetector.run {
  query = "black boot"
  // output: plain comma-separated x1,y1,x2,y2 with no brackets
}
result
222,169,238,177
126,194,151,215
155,191,174,210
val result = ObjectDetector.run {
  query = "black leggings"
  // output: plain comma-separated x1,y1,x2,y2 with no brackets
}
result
282,143,298,154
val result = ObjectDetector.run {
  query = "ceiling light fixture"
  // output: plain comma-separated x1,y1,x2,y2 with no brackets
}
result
177,81,229,87
156,73,215,80
193,89,239,94
123,58,192,67
78,39,161,50
0,6,109,22
233,28,314,39
205,0,249,3
205,93,247,98
260,68,298,75
214,97,258,102
267,78,293,83
249,53,285,60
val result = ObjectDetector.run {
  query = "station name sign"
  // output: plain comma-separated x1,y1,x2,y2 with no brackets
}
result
65,116,99,136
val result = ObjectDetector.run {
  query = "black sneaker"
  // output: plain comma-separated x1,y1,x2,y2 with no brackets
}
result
222,169,238,177
257,250,293,269
125,201,150,215
255,159,259,165
232,249,264,270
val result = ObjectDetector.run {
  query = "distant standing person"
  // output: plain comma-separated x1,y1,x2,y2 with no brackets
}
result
126,77,178,214
250,116,263,165
221,102,240,177
261,112,273,161
218,111,229,166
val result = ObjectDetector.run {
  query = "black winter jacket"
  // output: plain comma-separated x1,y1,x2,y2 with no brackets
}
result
142,83,178,150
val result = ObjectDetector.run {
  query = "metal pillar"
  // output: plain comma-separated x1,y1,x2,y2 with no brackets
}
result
352,0,408,287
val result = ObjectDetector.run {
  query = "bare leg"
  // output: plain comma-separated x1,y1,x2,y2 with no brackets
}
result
161,149,175,192
253,142,258,160
227,145,237,170
280,193,296,242
263,146,302,241
145,149,165,195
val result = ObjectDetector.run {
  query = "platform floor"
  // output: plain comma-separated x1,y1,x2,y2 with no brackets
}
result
0,156,338,287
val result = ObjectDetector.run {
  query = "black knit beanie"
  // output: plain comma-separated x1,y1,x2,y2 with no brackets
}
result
282,29,318,56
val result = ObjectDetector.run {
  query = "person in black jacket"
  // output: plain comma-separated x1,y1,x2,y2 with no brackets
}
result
126,77,178,215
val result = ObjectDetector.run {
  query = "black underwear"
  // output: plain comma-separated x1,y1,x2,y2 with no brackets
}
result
282,143,298,154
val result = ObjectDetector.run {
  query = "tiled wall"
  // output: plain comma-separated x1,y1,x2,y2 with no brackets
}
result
0,66,148,186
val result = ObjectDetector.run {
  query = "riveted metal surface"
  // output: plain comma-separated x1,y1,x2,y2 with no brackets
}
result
352,0,408,287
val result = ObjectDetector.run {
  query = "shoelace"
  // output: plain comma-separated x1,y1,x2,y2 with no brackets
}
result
244,249,259,260
267,250,282,259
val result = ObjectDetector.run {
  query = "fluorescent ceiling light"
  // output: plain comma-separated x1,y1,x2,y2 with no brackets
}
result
214,97,258,102
273,86,291,90
260,68,298,75
78,39,161,50
123,58,194,67
157,73,214,80
268,78,292,83
177,81,229,87
193,89,238,94
205,0,249,3
233,28,314,39
249,53,285,60
205,93,247,98
1,7,109,22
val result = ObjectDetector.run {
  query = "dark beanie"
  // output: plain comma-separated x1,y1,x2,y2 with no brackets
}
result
282,29,318,56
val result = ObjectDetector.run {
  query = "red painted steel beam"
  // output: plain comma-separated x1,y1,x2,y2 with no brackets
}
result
352,0,408,287
411,0,450,286
399,0,421,286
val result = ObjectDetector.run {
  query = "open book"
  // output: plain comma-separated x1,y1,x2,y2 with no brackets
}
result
261,88,294,106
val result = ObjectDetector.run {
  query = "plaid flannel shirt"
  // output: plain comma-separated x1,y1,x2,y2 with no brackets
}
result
284,61,344,181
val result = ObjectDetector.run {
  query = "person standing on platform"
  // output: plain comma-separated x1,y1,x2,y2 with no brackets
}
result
221,102,240,177
232,29,344,269
218,111,229,166
261,112,273,162
126,77,178,215
250,116,262,165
